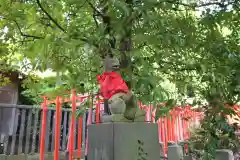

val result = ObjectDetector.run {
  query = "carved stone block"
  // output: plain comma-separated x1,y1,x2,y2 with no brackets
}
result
87,123,161,160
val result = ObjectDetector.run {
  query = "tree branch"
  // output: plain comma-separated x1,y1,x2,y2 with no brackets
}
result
163,0,234,8
93,12,99,27
86,0,103,16
12,19,44,39
85,0,102,27
36,0,66,33
69,34,99,47
36,0,95,45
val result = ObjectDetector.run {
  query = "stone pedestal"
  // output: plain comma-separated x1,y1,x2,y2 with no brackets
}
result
167,144,183,160
87,123,161,160
216,149,234,160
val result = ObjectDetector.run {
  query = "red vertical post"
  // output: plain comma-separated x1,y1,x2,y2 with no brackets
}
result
186,111,190,138
170,116,173,141
182,113,185,139
183,112,187,139
175,115,179,141
40,96,48,160
138,101,142,110
77,116,83,159
170,115,174,141
160,118,165,144
181,113,185,140
185,111,188,139
69,89,77,160
167,116,172,141
145,106,150,122
177,115,181,140
172,113,176,142
185,109,190,151
187,111,192,137
151,105,155,123
96,95,100,124
54,96,62,160
163,117,168,154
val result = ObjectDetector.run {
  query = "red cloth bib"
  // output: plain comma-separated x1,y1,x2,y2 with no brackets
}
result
97,72,129,99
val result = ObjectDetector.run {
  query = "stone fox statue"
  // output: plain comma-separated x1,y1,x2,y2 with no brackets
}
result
97,55,145,122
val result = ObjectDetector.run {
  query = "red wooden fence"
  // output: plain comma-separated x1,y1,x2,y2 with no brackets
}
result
39,90,203,160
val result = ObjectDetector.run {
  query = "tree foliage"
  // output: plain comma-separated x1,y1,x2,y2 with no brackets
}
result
1,0,240,158
0,0,239,101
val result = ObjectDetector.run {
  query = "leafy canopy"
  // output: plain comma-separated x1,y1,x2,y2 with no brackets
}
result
1,1,240,158
1,0,238,103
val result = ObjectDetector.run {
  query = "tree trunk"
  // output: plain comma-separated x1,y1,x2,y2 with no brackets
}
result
101,0,134,114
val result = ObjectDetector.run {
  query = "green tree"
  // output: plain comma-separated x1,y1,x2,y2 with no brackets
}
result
1,0,240,158
1,0,237,102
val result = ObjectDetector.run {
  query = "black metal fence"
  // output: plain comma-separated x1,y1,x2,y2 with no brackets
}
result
0,103,97,155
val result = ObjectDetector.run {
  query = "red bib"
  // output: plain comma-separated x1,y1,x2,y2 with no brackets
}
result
97,72,129,99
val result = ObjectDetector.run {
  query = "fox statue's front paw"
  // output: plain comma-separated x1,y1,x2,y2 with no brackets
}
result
101,114,112,123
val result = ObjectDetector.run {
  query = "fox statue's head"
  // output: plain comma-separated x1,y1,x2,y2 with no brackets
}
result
103,54,120,72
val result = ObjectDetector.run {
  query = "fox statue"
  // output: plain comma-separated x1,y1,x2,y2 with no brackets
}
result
97,54,145,122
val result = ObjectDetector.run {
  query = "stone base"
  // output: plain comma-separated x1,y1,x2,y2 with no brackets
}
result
101,115,133,123
216,149,234,160
87,123,160,160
